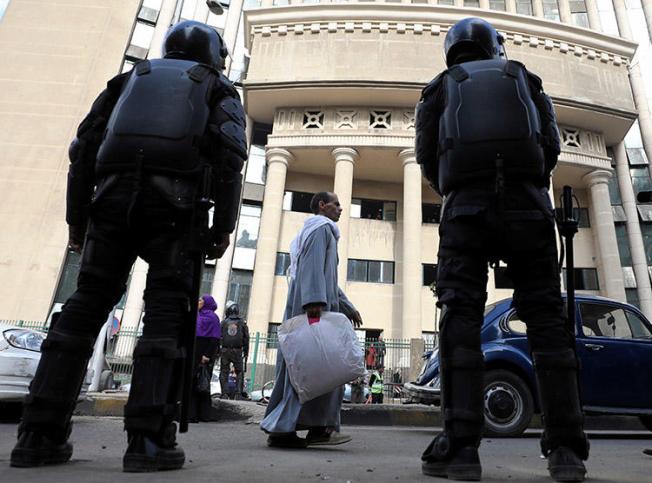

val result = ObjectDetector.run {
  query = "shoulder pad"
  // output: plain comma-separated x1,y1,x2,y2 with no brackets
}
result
215,72,240,99
421,72,444,99
106,71,129,94
525,69,543,91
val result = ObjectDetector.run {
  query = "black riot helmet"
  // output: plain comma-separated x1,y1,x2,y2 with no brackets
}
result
444,17,505,67
162,20,228,70
225,304,240,318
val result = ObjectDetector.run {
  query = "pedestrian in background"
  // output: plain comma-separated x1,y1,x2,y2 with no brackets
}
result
190,295,221,422
220,303,249,399
368,366,384,404
261,191,363,448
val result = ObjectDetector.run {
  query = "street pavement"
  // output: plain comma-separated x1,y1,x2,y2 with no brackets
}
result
0,417,650,482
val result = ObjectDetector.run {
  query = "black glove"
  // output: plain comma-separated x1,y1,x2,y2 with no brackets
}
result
68,224,87,253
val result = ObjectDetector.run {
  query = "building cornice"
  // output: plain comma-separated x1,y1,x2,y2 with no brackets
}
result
244,4,638,65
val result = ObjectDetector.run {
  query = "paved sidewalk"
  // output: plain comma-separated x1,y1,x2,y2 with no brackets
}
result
1,416,651,482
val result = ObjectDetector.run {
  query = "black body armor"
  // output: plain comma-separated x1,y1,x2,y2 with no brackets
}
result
437,59,546,195
97,59,215,176
221,316,247,349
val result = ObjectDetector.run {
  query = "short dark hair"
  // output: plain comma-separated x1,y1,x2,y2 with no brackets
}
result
310,192,333,214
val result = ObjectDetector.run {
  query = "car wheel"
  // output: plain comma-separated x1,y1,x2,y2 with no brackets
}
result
639,415,652,432
483,369,534,438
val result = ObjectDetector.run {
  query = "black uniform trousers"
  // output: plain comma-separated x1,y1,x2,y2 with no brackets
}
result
23,173,197,435
435,183,575,441
220,347,244,398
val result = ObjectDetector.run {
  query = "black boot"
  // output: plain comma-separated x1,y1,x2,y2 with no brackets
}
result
10,424,73,468
123,422,185,472
10,331,94,468
421,432,481,481
123,338,186,472
533,350,589,483
422,347,484,480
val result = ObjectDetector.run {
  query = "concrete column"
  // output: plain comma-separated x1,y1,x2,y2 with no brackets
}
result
454,0,464,8
506,0,517,13
559,0,572,24
643,0,652,42
211,231,236,319
585,0,602,31
614,142,652,319
612,0,633,40
332,147,358,287
583,170,626,302
193,0,210,22
533,0,544,18
261,0,274,6
247,148,293,333
629,63,652,181
480,0,491,9
120,258,148,331
148,0,178,57
400,149,423,340
222,0,245,58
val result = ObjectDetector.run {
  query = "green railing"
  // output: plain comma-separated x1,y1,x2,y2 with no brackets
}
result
0,320,49,332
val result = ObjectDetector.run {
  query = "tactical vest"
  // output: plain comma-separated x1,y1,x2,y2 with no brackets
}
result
221,317,245,348
96,58,214,176
437,59,546,195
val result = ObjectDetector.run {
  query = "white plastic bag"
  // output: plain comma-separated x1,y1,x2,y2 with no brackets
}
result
278,311,365,404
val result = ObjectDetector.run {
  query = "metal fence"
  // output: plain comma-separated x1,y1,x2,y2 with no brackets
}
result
1,319,425,404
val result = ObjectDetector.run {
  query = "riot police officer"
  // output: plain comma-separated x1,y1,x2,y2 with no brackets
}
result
11,21,247,472
416,18,588,482
219,303,249,399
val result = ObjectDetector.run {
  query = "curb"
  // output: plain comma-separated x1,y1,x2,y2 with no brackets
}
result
75,394,649,432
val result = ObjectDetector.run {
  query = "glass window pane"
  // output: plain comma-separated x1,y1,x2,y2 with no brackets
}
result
226,269,253,317
572,12,590,28
641,224,652,264
615,224,633,266
423,264,437,286
579,303,632,339
200,264,215,296
245,145,266,185
422,203,441,224
464,0,480,6
351,199,362,218
438,0,455,5
625,310,652,338
368,261,382,283
283,192,293,211
233,204,261,270
380,261,394,283
347,260,368,282
542,0,560,21
516,0,533,15
383,202,397,221
630,167,652,197
490,0,506,10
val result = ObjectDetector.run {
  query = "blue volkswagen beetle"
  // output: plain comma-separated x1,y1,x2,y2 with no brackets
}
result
404,294,652,437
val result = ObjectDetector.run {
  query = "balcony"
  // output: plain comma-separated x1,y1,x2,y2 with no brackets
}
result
243,3,638,144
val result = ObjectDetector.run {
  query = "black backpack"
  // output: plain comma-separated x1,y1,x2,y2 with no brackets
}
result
437,58,546,194
97,58,214,176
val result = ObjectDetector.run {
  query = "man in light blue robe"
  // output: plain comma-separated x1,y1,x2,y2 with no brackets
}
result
261,191,363,448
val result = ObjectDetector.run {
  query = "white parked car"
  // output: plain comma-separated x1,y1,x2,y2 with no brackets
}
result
0,322,91,402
